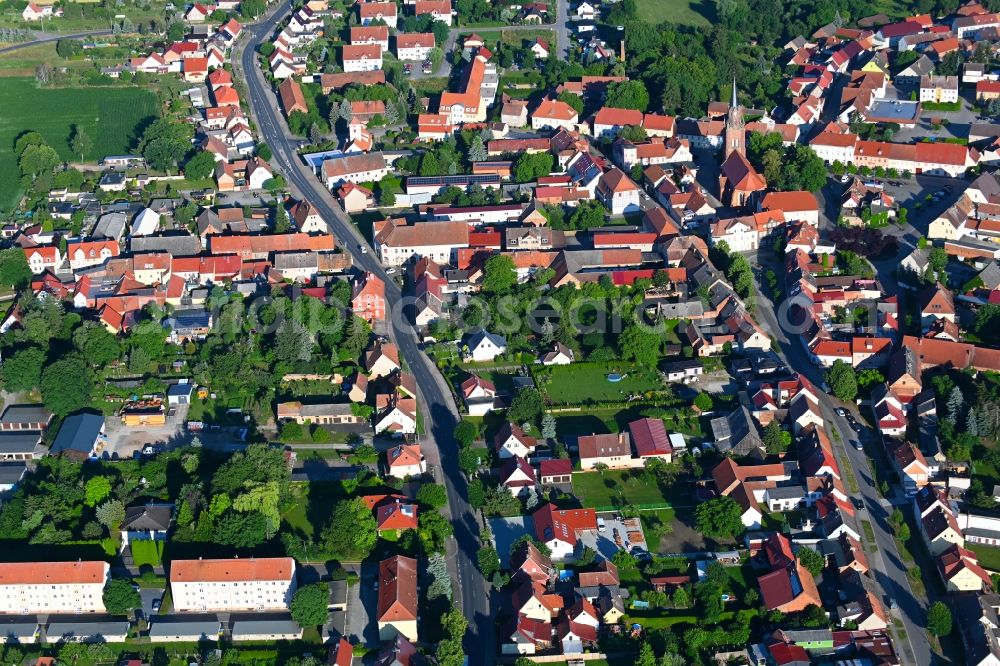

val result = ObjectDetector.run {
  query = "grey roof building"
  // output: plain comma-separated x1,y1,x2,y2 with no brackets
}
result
710,406,764,456
45,617,130,643
230,615,302,641
148,615,222,642
50,413,105,459
121,503,174,532
0,431,44,461
0,404,52,431
129,233,203,257
0,617,39,643
91,212,128,241
0,463,27,490
167,381,194,404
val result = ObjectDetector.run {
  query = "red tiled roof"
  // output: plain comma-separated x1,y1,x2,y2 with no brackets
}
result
628,417,671,457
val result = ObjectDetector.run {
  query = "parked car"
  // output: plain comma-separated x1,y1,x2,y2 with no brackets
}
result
851,439,863,451
597,517,606,532
152,598,161,612
852,497,864,510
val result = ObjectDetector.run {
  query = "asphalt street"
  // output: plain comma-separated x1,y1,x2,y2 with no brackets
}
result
0,28,112,54
234,8,494,662
750,270,932,666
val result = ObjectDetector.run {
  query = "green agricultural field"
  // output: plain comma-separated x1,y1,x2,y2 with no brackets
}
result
536,362,664,405
634,0,716,26
0,78,158,210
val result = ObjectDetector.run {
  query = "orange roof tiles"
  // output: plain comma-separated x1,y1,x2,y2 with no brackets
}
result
0,561,106,585
170,557,294,583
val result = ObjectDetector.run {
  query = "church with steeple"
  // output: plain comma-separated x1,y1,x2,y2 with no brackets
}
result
718,79,767,208
725,78,746,159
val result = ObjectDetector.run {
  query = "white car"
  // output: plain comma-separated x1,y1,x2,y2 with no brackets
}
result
386,267,397,274
359,245,368,254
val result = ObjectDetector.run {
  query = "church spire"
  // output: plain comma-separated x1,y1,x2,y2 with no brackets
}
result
725,79,745,159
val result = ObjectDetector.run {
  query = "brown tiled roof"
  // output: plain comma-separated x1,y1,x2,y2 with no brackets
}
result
377,555,418,622
375,219,469,248
578,432,630,460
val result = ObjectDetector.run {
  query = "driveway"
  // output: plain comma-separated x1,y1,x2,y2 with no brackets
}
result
139,587,164,619
345,560,378,647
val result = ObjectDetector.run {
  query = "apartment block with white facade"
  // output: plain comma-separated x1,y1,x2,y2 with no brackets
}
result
0,561,108,614
169,557,296,612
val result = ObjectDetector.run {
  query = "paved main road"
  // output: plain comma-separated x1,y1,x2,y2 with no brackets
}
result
0,29,112,55
750,270,933,666
234,7,495,663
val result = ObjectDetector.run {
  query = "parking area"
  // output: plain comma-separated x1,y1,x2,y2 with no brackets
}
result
102,404,191,458
103,405,254,457
138,587,164,621
488,512,647,565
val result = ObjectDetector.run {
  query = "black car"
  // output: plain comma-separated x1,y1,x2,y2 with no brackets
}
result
852,497,864,510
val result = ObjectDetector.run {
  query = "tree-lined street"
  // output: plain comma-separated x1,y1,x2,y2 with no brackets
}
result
234,7,495,663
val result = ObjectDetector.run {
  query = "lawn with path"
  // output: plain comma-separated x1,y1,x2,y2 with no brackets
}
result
0,77,157,210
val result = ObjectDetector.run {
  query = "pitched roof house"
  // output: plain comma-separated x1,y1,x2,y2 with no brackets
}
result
377,555,418,641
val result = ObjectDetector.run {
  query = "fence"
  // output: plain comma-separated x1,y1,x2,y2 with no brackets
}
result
591,501,673,513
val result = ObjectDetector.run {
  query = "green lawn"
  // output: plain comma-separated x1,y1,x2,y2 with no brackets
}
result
571,469,688,508
634,0,716,26
629,608,734,629
0,78,158,210
499,28,556,47
639,508,676,547
536,362,664,405
969,544,1000,571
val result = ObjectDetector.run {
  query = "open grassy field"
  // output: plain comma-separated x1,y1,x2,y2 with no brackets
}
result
634,0,716,26
537,362,664,404
571,469,691,508
0,78,158,210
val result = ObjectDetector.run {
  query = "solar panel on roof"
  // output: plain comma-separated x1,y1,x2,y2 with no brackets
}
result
407,174,501,186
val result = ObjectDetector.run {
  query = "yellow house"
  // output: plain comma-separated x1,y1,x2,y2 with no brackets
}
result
921,507,965,556
928,195,973,240
598,594,625,624
860,56,891,82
